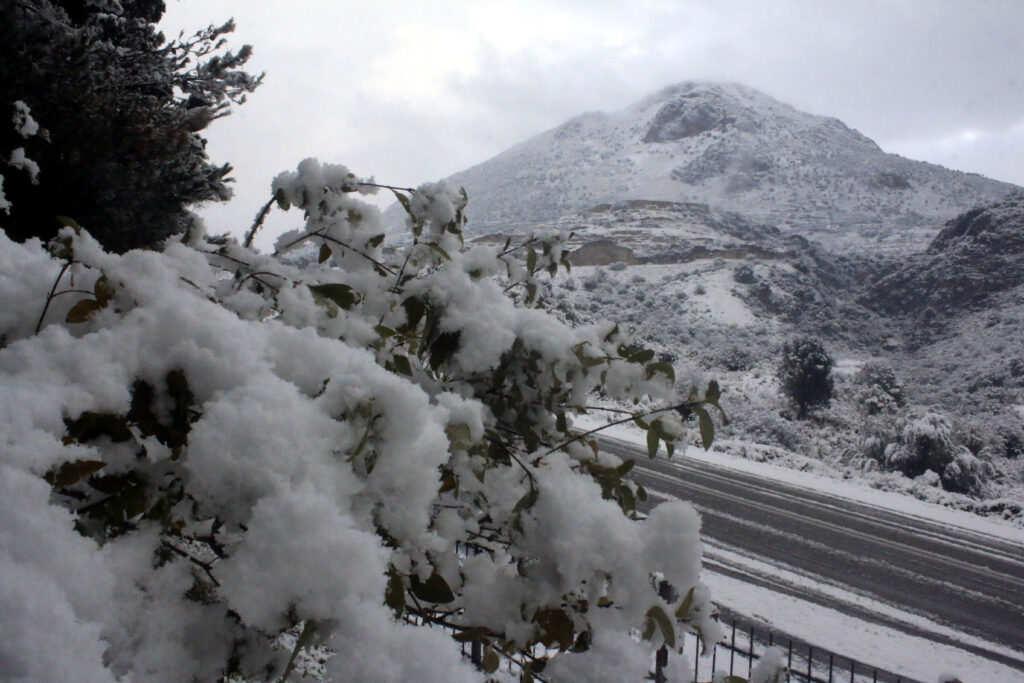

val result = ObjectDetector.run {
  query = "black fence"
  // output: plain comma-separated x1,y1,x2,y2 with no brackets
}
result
437,607,922,683
655,609,921,683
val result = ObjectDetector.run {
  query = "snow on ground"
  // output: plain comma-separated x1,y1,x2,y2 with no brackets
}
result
575,413,1024,680
576,413,1024,543
691,267,757,327
702,566,1023,683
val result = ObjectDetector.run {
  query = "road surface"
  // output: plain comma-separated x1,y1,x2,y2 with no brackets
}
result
598,436,1024,672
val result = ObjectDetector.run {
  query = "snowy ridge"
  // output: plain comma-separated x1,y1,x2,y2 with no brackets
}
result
392,81,1018,253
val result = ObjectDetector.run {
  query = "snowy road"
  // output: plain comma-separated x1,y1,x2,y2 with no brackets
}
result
599,437,1024,674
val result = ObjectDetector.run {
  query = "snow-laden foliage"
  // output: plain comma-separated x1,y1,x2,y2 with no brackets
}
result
0,0,261,252
853,363,905,416
777,338,834,418
860,412,991,495
0,160,730,681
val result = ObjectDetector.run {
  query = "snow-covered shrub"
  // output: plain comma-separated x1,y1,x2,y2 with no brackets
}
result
864,412,989,495
777,337,833,418
720,345,755,372
0,161,728,681
733,263,756,284
854,362,905,415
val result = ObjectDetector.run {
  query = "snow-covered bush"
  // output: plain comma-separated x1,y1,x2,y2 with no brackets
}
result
0,161,729,681
854,362,904,415
863,412,989,495
777,337,833,418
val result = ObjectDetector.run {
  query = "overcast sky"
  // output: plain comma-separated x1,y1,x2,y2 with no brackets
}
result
161,0,1024,249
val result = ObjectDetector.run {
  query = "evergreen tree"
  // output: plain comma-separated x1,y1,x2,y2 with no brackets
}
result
0,0,261,252
777,337,833,418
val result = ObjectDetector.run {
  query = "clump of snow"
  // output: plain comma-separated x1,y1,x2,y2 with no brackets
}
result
12,100,39,138
749,645,787,683
8,147,40,183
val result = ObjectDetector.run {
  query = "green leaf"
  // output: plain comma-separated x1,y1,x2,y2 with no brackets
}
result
636,483,648,502
512,487,539,514
445,423,472,449
615,459,635,477
534,607,574,650
318,243,331,263
675,586,695,620
646,422,660,459
392,189,413,218
642,615,656,641
392,354,413,377
482,648,500,674
64,412,133,444
705,379,721,406
375,325,396,338
630,348,655,364
309,283,360,310
693,405,715,451
65,298,102,323
438,469,458,494
385,566,405,617
555,410,568,434
644,361,676,385
526,282,538,304
367,233,386,248
526,246,538,273
427,331,460,371
44,459,107,488
644,605,675,648
400,296,426,333
93,275,115,306
617,483,636,514
427,242,451,260
409,571,455,604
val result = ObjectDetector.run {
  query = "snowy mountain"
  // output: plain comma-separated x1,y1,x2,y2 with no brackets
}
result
396,81,1017,253
538,193,1024,511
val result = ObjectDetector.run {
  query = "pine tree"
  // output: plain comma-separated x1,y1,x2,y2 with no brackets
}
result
777,337,833,418
0,0,261,252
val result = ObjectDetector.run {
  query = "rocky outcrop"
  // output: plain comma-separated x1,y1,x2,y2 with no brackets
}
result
865,192,1024,318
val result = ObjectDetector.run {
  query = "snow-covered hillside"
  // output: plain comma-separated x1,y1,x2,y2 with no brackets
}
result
389,81,1018,253
526,193,1024,515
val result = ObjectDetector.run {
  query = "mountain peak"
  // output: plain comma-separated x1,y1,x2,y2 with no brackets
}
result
398,81,1019,252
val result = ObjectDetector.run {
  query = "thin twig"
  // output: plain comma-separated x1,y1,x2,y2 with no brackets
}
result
542,402,696,456
200,249,251,268
274,229,396,275
48,289,96,298
564,405,635,415
357,181,416,193
243,196,275,249
35,260,73,334
234,270,287,293
161,540,221,587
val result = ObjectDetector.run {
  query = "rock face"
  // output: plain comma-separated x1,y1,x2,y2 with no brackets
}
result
866,191,1024,319
395,81,1017,253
